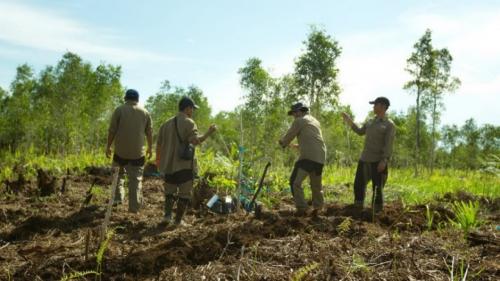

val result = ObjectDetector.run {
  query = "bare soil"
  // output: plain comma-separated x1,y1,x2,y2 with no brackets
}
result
0,171,499,280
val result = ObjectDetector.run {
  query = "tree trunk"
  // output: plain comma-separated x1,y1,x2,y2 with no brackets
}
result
429,94,437,174
414,87,421,177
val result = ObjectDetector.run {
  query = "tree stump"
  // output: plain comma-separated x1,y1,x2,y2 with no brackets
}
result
37,168,57,196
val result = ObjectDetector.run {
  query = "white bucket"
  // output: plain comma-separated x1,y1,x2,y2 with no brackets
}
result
206,194,219,208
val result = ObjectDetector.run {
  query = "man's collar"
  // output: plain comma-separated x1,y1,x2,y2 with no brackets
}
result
177,111,188,118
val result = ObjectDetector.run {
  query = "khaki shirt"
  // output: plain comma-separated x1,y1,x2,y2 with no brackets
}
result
108,101,152,159
280,114,326,164
157,112,199,175
352,116,395,162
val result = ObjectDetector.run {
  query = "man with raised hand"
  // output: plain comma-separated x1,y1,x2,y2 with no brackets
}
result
156,96,217,226
279,102,327,217
106,89,153,213
342,97,395,213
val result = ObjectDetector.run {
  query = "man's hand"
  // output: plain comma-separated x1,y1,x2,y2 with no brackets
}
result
208,124,218,134
278,139,285,148
290,143,299,149
341,112,353,126
106,146,112,158
377,161,386,173
146,147,152,159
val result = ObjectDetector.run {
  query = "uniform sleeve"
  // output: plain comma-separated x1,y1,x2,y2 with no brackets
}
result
382,122,396,161
279,118,303,147
186,119,199,143
108,107,120,136
351,122,366,136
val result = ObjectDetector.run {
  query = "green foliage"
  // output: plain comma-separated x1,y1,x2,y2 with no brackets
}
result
290,262,319,281
337,217,352,235
294,26,342,115
58,228,115,281
449,201,481,238
0,149,109,183
480,154,500,176
0,53,122,154
350,253,369,273
96,228,115,279
90,185,106,201
145,80,212,137
208,175,237,193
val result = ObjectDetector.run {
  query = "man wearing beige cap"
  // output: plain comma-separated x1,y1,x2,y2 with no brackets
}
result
342,97,395,213
279,102,326,216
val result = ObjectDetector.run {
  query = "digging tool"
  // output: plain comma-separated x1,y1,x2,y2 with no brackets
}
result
243,161,271,215
100,166,120,242
371,184,377,222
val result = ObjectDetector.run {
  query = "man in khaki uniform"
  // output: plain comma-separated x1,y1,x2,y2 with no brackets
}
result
156,96,217,225
106,89,153,213
342,96,395,212
279,102,326,216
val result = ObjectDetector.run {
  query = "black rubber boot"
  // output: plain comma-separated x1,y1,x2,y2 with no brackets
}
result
163,195,176,224
175,198,190,225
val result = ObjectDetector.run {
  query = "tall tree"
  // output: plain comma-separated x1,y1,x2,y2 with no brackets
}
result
3,64,36,151
146,80,212,136
0,53,122,154
404,29,434,176
441,124,460,168
238,57,274,158
425,48,461,173
294,26,342,116
239,57,272,118
461,118,481,169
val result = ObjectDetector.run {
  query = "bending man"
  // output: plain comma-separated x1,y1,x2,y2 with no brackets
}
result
279,102,326,216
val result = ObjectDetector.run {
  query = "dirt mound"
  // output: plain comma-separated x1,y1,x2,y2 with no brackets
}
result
0,176,498,280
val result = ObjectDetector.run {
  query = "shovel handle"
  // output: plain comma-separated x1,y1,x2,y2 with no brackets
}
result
248,162,271,210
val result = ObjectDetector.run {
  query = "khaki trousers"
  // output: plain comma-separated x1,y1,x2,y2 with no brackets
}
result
113,164,144,212
291,168,324,210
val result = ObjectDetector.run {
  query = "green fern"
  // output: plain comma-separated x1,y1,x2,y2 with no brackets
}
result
290,262,319,281
95,228,116,280
59,270,99,281
337,217,352,235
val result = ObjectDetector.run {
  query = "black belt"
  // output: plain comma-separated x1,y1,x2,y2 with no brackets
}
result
113,154,145,167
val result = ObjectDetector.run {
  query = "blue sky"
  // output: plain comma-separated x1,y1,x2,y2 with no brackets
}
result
0,0,499,126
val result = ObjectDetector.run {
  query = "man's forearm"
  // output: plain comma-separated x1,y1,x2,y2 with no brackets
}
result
350,123,365,136
198,130,213,144
107,133,114,149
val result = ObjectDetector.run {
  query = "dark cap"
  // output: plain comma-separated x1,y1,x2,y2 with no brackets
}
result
369,97,390,107
287,102,309,115
178,96,199,111
124,89,139,100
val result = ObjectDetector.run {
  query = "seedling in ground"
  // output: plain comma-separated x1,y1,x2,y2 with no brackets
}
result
449,201,481,238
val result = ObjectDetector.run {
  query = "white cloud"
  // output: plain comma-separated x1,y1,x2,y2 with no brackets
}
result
336,6,500,125
0,1,183,63
202,73,244,113
401,8,500,59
